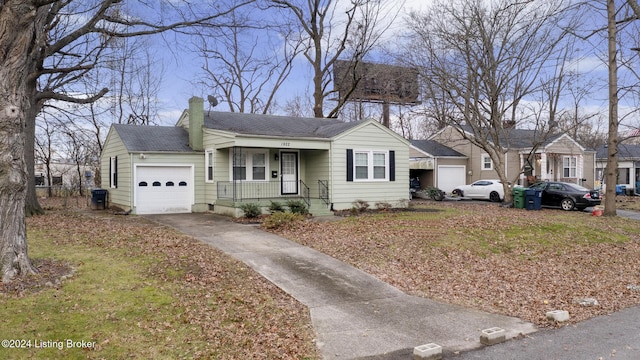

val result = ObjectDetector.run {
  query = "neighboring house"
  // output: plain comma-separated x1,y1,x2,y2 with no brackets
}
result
100,96,410,215
428,125,597,189
595,143,640,194
409,140,467,193
34,160,94,195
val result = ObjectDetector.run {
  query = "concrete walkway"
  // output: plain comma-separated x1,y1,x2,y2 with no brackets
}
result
146,213,537,359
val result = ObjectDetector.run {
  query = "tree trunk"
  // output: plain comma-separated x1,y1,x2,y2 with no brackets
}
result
25,97,44,217
604,0,618,217
0,1,39,282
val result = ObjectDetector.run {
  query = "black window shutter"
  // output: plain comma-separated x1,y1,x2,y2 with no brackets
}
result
346,149,353,182
109,158,112,187
389,150,395,182
113,156,118,188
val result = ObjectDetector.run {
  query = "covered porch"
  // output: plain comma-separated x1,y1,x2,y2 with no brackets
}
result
519,152,587,186
210,144,332,216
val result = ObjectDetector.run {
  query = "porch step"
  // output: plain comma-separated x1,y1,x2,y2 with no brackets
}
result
309,199,332,216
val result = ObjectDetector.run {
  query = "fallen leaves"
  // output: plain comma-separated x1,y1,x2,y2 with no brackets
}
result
20,199,317,359
270,202,640,327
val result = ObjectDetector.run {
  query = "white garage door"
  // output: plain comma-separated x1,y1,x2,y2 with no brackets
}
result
135,166,193,214
437,165,466,193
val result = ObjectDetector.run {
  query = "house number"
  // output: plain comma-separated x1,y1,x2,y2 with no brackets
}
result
281,142,291,147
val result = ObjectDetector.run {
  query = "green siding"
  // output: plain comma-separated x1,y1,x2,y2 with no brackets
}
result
100,129,132,210
330,122,410,210
101,125,205,212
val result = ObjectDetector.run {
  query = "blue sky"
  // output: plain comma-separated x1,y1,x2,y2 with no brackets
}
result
146,0,639,134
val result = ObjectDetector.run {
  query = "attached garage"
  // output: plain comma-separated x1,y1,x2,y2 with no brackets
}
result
437,165,466,193
135,165,194,214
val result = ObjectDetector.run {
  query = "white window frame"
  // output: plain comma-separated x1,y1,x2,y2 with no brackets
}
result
353,150,389,182
481,154,493,171
205,149,214,183
229,149,269,181
563,156,577,178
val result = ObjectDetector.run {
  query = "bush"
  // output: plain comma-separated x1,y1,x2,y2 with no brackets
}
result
262,212,305,230
239,203,262,218
286,199,309,215
375,202,392,211
352,199,370,213
268,201,285,213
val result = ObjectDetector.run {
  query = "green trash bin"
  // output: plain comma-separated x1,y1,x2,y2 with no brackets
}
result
512,187,525,209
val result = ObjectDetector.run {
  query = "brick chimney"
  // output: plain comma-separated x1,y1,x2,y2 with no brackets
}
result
188,96,204,151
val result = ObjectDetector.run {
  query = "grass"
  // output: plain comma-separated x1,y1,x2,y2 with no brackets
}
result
0,200,316,359
270,201,640,326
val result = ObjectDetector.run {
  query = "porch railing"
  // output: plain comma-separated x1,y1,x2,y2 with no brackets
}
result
318,180,329,205
217,180,310,207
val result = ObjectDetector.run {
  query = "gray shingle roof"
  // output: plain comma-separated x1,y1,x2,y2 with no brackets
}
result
596,143,640,160
112,124,194,152
203,111,364,138
459,125,564,148
410,140,465,157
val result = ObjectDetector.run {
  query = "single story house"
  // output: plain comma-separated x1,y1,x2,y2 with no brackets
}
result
595,143,640,194
428,125,597,189
100,96,410,215
409,140,467,193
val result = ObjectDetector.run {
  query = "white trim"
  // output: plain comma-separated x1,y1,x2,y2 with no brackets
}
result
228,148,270,181
133,163,195,213
353,149,389,182
205,148,215,183
481,153,493,171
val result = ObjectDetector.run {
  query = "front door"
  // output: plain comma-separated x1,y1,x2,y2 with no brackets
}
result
280,152,298,195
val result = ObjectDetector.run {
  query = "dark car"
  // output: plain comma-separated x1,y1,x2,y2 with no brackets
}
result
528,181,601,211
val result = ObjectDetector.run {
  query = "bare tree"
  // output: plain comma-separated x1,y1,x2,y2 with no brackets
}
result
403,0,576,202
194,3,303,114
0,0,251,282
271,0,401,118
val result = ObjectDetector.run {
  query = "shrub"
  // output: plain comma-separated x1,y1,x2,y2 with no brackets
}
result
262,212,305,230
375,202,392,211
286,199,309,215
268,201,285,213
352,199,370,213
239,203,262,218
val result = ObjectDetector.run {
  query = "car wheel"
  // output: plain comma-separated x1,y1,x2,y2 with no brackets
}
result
560,198,575,211
489,191,501,202
452,189,463,197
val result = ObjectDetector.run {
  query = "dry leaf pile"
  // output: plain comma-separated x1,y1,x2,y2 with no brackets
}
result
271,202,640,327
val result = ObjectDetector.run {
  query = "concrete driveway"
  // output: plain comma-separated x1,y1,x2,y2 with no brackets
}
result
146,213,536,359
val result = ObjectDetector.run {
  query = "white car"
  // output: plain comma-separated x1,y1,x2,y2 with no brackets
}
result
451,179,508,202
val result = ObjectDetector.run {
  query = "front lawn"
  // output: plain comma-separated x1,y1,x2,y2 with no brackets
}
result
0,201,316,359
270,201,640,327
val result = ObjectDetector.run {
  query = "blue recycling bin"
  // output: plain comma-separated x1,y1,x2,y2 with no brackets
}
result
525,189,542,210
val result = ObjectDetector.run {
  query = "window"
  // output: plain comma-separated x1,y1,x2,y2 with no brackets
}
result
152,181,161,187
179,181,187,186
205,149,214,182
166,181,174,186
355,152,369,179
481,154,493,170
353,151,388,181
138,181,148,187
110,156,118,188
252,153,266,180
231,149,268,181
563,156,577,178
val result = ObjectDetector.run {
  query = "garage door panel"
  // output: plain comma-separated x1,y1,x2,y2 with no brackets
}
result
136,166,193,214
437,166,466,193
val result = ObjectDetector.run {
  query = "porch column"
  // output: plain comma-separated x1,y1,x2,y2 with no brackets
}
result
519,153,525,184
540,153,547,181
577,154,584,185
